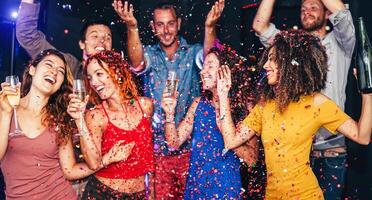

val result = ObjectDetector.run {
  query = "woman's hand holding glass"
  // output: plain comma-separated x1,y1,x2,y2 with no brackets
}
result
67,93,89,136
162,90,178,115
161,91,178,124
0,82,16,115
2,76,23,137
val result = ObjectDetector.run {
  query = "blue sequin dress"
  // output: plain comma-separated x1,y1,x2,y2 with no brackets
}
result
184,97,242,199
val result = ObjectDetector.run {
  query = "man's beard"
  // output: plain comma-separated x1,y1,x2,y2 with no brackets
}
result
302,17,326,32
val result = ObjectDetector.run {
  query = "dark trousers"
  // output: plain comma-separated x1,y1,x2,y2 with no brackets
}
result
82,176,146,200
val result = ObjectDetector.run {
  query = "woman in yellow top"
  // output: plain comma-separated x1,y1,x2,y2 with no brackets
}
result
216,29,372,200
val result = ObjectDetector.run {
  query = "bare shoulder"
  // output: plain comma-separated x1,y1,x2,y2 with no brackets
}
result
138,96,154,117
313,93,331,107
85,105,107,124
138,96,153,107
84,105,108,134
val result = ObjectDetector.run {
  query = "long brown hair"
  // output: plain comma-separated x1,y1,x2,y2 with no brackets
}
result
84,50,138,105
21,49,75,145
257,29,328,112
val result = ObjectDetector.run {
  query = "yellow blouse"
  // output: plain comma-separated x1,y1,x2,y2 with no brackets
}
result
243,95,350,200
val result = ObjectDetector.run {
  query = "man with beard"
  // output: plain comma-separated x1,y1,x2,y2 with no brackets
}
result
252,0,355,199
113,0,225,199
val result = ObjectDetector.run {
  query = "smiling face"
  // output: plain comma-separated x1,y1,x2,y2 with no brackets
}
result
79,24,112,56
29,54,67,95
300,0,327,32
263,48,280,86
151,8,181,48
86,59,119,100
200,53,220,91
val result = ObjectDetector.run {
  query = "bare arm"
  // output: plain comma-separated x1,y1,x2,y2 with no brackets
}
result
0,114,11,160
113,0,145,71
0,83,19,160
337,94,372,145
161,96,200,150
233,136,259,166
138,97,155,199
321,0,345,13
204,0,225,55
139,97,154,121
76,111,104,170
58,137,96,180
59,135,133,180
218,66,257,149
252,0,276,35
220,97,257,149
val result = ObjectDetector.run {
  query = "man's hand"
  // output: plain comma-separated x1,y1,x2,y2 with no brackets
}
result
205,0,225,28
113,0,138,28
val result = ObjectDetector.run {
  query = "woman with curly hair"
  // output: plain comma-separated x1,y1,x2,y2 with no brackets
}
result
70,50,154,199
0,49,125,199
161,47,258,199
218,29,372,200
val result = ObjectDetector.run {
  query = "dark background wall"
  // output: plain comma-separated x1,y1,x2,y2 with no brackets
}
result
0,0,371,199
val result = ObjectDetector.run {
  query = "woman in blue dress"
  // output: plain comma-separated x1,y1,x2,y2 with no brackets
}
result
161,47,256,199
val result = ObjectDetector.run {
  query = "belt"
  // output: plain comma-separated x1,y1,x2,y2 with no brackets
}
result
311,150,346,158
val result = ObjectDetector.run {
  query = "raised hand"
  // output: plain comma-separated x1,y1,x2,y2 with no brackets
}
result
205,0,225,28
112,0,138,28
0,82,19,114
67,93,89,121
107,141,135,164
217,65,231,98
161,93,177,115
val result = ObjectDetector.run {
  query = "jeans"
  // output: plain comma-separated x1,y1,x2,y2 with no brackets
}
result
311,154,347,200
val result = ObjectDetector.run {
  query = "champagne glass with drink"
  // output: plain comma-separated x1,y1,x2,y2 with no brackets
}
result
6,75,23,137
73,79,86,136
164,71,178,98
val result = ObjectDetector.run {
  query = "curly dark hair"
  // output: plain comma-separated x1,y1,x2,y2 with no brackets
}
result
84,50,138,105
203,45,256,124
21,49,75,145
257,29,328,112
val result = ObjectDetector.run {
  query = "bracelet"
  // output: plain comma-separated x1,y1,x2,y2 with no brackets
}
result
165,117,175,124
166,120,175,124
219,114,226,121
165,113,175,123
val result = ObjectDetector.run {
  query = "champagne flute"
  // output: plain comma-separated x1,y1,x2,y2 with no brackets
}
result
73,79,86,137
6,75,23,137
164,71,178,98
